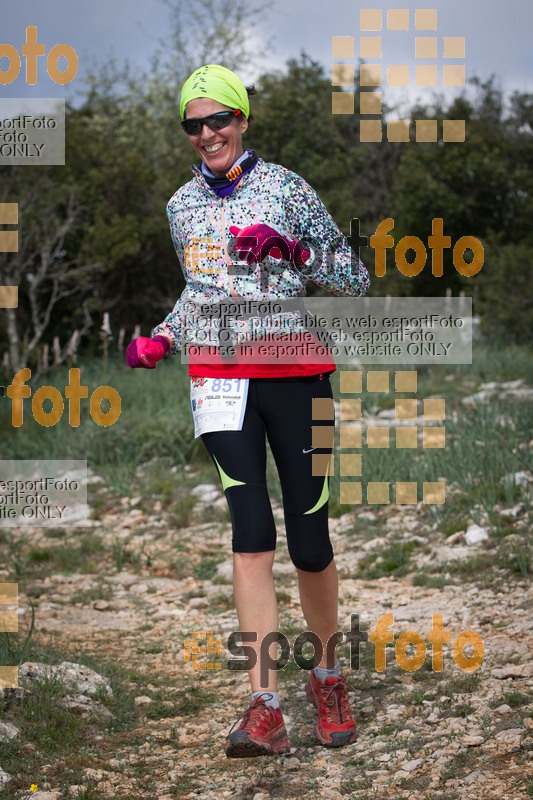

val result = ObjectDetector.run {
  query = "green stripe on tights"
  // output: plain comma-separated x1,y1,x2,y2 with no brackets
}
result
304,464,330,515
213,455,246,492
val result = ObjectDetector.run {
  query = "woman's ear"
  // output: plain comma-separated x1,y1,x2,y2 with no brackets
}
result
240,115,249,135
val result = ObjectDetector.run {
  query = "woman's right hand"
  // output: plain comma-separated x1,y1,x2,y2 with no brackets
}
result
126,336,168,369
229,224,310,267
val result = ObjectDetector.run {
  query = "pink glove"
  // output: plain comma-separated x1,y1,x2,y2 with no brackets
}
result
126,335,170,369
229,224,310,267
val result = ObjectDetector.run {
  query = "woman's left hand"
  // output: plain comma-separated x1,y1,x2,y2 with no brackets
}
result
229,224,310,267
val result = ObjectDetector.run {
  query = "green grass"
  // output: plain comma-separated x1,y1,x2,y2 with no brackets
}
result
357,540,421,579
1,344,532,594
1,342,531,497
444,552,495,577
454,342,533,386
329,344,533,528
497,690,533,708
0,608,220,798
442,672,481,694
377,723,397,736
172,685,217,715
43,528,68,539
69,582,113,606
2,345,532,525
2,532,108,580
502,536,531,578
193,555,225,581
167,495,199,527
328,496,355,518
0,603,36,668
0,631,142,798
340,777,372,794
0,356,197,495
344,755,368,767
441,748,473,781
412,573,447,589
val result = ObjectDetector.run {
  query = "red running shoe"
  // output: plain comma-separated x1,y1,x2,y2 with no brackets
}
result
225,693,290,758
305,671,357,746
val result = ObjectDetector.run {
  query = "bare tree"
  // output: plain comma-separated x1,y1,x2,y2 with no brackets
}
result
0,170,103,377
1,0,274,380
154,0,273,84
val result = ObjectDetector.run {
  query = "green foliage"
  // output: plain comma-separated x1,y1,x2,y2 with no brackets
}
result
250,53,397,269
358,540,419,578
193,557,223,581
173,684,216,715
378,79,533,333
69,582,113,605
412,573,447,589
500,690,532,708
0,639,139,797
168,496,199,528
502,536,531,578
0,601,36,666
477,241,533,343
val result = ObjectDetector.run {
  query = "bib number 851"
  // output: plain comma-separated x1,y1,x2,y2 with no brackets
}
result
210,379,242,392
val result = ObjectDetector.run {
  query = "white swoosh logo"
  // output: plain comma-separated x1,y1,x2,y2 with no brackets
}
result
302,447,316,454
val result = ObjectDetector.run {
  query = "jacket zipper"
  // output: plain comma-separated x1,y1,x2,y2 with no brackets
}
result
220,198,239,299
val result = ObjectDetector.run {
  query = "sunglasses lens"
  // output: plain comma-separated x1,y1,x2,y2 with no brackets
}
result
209,112,234,130
182,120,201,135
182,111,238,135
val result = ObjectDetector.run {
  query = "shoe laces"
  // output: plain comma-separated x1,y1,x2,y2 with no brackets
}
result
316,676,356,724
228,693,279,735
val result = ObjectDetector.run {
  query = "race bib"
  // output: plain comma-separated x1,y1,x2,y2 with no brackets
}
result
190,377,249,438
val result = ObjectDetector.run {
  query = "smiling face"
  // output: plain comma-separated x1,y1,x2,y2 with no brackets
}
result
184,98,249,176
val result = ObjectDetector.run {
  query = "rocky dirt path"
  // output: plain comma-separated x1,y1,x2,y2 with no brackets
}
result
1,471,532,800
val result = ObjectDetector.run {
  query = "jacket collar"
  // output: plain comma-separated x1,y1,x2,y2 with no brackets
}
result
191,157,263,197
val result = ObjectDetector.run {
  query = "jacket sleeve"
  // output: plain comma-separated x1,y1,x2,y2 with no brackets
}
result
282,170,370,297
150,191,188,354
151,298,184,354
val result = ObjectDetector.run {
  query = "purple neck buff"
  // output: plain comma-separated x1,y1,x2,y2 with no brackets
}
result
199,149,259,197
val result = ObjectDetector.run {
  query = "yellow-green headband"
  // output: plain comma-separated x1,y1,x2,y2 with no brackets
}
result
180,64,250,120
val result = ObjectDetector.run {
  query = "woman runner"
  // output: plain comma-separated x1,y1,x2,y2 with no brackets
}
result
127,64,370,757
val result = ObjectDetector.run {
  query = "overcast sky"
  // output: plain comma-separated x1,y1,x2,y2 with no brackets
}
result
1,0,531,111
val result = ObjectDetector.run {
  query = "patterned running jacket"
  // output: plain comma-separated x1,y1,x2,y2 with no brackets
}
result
152,157,370,352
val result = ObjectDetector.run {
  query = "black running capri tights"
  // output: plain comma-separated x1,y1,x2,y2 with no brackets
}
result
200,373,335,572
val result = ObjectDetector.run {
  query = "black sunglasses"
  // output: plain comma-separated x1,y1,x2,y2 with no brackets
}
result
181,109,242,136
